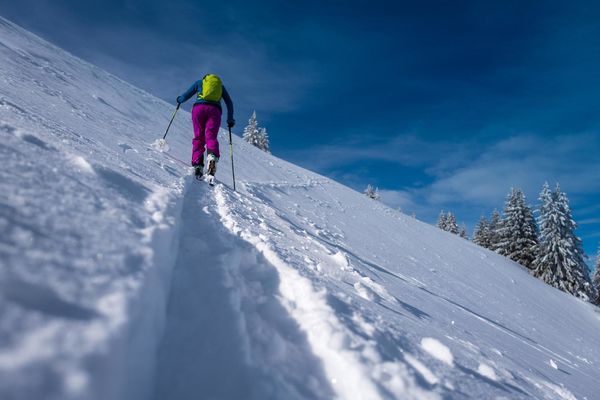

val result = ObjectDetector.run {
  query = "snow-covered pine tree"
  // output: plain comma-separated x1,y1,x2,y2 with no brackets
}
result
593,244,600,305
364,184,380,200
459,223,468,239
437,211,448,231
446,212,459,234
437,211,458,234
473,216,491,248
495,188,539,270
488,209,502,251
243,111,262,148
258,127,271,153
533,183,593,300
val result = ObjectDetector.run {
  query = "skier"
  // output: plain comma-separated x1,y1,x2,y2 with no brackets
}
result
176,74,235,181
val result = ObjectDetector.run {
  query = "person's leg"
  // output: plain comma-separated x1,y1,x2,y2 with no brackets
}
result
204,106,222,159
191,105,207,166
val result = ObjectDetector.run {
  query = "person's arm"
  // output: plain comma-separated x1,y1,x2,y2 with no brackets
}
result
176,81,200,104
222,85,235,127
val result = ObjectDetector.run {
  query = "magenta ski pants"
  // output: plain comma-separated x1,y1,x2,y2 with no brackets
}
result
191,104,221,165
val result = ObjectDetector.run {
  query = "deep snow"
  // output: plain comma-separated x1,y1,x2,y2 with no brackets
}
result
1,15,600,400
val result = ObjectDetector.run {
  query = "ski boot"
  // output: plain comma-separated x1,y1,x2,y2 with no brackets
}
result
206,153,218,186
193,164,203,181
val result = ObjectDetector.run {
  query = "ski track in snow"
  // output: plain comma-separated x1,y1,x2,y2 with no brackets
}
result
2,14,600,400
153,182,333,400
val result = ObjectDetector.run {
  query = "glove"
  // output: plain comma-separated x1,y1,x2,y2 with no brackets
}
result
176,96,183,104
227,118,235,128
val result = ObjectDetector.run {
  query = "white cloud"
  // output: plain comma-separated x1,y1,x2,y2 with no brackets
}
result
314,132,600,231
419,133,600,207
77,26,316,116
293,133,472,171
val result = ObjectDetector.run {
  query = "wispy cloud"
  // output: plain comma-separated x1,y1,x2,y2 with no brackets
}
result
82,32,316,115
292,133,472,171
302,132,599,205
0,0,320,120
417,133,600,206
299,131,600,236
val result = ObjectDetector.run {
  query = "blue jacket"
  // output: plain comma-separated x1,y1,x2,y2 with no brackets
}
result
177,80,234,123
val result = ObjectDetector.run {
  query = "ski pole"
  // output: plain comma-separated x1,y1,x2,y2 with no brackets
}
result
228,126,236,191
163,103,180,140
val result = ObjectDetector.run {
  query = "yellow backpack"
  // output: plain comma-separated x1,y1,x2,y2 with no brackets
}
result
198,74,223,102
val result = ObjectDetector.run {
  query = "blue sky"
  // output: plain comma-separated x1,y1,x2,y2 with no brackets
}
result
1,0,599,260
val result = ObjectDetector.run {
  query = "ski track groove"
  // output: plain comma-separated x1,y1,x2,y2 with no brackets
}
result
152,180,333,400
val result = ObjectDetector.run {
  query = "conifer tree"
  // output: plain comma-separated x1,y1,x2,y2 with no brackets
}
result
446,212,459,234
533,183,593,300
495,188,539,269
437,211,459,234
591,243,600,305
488,209,502,251
243,111,261,148
473,216,491,249
437,211,448,231
258,127,271,153
364,184,380,200
459,223,468,239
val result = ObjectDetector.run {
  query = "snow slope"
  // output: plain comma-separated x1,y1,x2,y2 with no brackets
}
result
1,15,600,400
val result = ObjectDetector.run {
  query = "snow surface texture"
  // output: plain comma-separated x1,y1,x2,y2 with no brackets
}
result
1,15,600,400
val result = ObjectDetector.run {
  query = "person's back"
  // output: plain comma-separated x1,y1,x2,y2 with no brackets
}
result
177,74,235,180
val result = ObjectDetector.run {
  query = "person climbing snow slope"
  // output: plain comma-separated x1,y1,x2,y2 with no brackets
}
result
177,73,235,181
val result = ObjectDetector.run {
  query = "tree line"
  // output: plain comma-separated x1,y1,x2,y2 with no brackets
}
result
439,183,599,305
